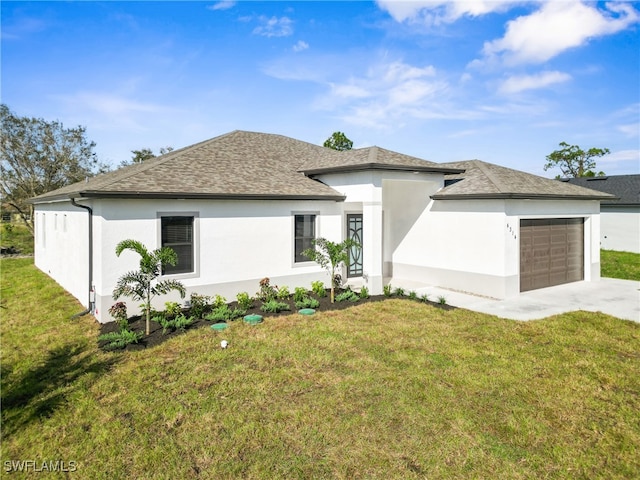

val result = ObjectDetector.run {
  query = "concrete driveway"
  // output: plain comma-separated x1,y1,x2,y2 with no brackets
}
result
413,278,640,322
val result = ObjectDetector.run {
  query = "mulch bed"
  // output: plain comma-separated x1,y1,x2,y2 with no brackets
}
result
98,291,455,351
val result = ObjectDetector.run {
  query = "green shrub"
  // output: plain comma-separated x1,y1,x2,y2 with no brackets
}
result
173,313,195,331
205,305,246,322
359,286,369,299
335,289,359,302
420,293,430,303
189,293,211,318
393,287,406,297
408,290,418,300
190,293,211,318
98,329,143,350
140,302,160,320
236,292,254,310
211,294,227,309
295,296,320,309
383,284,393,297
293,287,308,302
260,299,291,313
311,281,326,297
438,295,447,305
276,285,290,300
164,301,182,318
154,313,195,334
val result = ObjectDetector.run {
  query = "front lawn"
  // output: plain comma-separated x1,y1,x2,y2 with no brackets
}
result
601,249,640,281
2,258,639,478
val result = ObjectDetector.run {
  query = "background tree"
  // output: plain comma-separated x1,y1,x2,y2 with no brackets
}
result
112,239,186,336
302,237,360,303
323,131,353,151
0,104,106,233
544,141,609,178
120,146,174,168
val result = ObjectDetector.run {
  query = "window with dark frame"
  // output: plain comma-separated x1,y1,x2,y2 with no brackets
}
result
161,216,194,275
294,214,316,263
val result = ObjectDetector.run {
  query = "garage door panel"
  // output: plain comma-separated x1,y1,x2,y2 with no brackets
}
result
520,218,584,292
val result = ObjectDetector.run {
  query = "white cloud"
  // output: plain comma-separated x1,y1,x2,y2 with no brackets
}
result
376,0,521,24
317,60,462,127
499,70,572,94
601,149,639,163
253,16,293,38
53,91,170,131
293,40,309,52
617,123,639,138
207,1,236,11
482,1,640,65
331,83,371,99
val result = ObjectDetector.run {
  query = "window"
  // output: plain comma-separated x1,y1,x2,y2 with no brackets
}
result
294,214,316,263
161,216,194,275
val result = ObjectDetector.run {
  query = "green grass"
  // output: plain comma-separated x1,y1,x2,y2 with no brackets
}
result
0,222,34,255
2,258,640,479
601,249,640,281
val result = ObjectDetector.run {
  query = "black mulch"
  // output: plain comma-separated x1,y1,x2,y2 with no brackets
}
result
98,290,455,351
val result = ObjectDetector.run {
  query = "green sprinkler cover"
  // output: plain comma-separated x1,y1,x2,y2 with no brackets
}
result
243,314,263,324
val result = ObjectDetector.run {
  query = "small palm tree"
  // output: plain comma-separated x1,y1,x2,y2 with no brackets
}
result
112,239,186,335
303,237,360,303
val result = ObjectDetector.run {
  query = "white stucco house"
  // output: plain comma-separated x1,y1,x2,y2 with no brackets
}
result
29,131,613,323
562,175,640,253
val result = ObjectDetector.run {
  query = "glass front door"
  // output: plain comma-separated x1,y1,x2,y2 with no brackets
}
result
347,214,363,277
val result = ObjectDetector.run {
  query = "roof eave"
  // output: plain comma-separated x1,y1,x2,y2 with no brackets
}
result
601,202,640,207
430,193,615,201
302,163,464,175
32,191,346,203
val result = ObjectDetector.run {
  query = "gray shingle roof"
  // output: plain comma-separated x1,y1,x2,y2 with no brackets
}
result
431,160,616,200
30,131,463,203
30,131,615,203
31,131,348,202
560,175,640,206
299,146,462,174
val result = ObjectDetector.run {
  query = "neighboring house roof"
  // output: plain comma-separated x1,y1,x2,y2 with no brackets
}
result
29,130,460,204
431,160,615,200
560,175,640,206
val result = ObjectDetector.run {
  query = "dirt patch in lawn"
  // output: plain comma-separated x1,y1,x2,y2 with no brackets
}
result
98,291,455,351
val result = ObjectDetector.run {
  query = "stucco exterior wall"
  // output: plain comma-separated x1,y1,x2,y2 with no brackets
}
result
391,198,602,299
34,201,93,312
600,207,640,253
315,170,445,294
34,183,605,322
37,198,344,323
93,198,345,322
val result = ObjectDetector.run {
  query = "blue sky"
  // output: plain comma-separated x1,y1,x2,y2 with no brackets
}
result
2,1,639,176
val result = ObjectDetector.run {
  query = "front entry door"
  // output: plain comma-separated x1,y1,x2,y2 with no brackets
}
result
347,214,363,277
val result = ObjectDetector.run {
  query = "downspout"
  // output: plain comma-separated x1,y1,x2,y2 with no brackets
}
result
70,197,94,318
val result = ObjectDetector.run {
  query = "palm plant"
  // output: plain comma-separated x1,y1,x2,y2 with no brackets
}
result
112,239,186,335
302,237,360,303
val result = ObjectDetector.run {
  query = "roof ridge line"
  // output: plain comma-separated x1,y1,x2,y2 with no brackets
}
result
473,159,509,193
367,146,378,163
